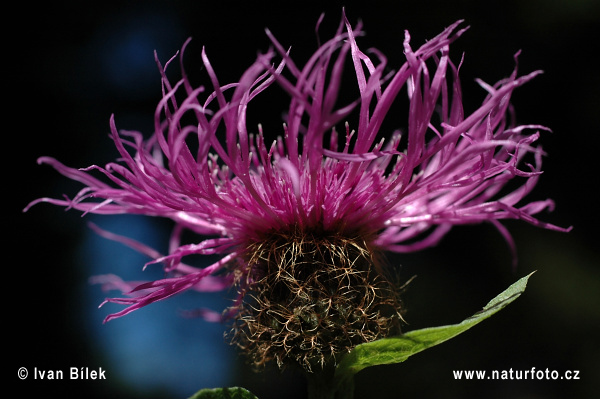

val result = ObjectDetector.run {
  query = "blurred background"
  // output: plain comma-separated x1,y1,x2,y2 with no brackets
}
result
8,0,599,398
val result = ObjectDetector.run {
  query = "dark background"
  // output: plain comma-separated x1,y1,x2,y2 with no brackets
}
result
8,1,599,398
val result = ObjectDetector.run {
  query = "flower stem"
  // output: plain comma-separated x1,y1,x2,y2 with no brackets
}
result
306,367,354,399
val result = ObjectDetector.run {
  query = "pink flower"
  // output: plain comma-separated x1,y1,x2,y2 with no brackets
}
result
26,14,569,329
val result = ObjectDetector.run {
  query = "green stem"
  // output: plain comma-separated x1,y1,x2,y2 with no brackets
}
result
306,367,354,399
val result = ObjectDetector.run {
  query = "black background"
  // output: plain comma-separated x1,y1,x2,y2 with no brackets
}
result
8,1,599,398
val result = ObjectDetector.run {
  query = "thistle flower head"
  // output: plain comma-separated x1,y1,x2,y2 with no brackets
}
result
26,13,569,371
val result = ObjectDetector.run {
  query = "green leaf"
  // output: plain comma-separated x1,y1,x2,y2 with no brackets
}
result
188,387,259,399
335,272,535,380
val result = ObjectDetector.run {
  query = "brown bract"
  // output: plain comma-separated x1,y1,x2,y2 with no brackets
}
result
229,227,406,372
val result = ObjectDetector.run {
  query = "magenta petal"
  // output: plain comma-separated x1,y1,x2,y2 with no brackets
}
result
27,13,570,322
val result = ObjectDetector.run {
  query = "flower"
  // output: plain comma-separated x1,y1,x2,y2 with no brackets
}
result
26,13,569,370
